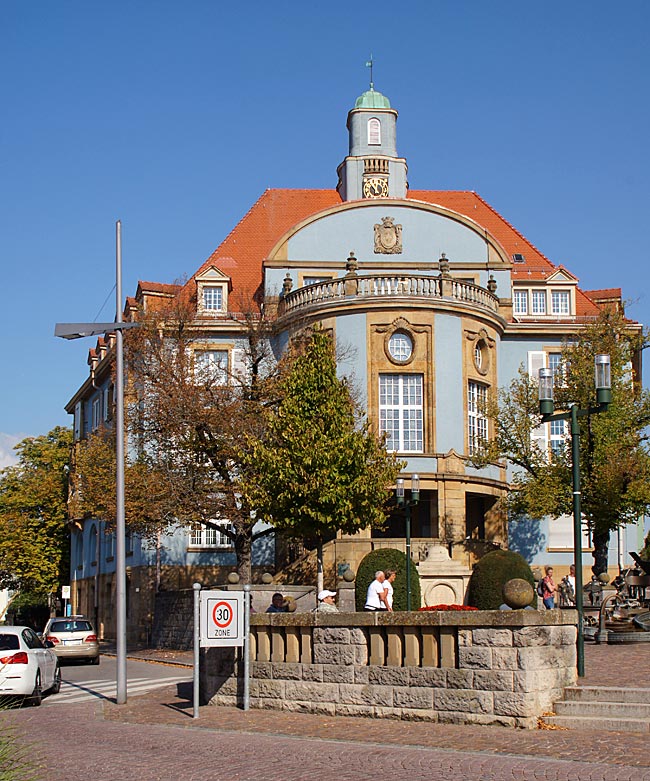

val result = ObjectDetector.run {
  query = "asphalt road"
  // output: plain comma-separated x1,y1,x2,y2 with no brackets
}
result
38,654,192,707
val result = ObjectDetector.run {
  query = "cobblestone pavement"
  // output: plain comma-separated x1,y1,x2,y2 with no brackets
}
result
8,641,650,781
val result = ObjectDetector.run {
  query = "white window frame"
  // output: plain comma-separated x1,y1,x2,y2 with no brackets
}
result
467,381,488,456
387,332,413,363
194,349,229,385
189,521,234,550
551,290,570,315
549,418,566,456
367,117,381,145
91,396,102,431
379,374,423,453
513,290,528,315
203,286,224,312
531,290,547,315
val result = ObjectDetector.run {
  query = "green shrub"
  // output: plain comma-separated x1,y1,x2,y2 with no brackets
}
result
467,549,535,610
354,548,421,611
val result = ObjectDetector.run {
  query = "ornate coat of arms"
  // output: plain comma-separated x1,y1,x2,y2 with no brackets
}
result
374,216,402,254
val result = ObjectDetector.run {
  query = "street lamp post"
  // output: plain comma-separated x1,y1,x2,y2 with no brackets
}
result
538,354,611,678
396,474,420,611
55,220,138,705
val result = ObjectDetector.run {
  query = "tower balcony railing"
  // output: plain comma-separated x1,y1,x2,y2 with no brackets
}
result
277,273,500,319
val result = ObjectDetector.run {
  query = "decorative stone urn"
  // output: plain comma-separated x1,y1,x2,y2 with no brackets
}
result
417,544,472,605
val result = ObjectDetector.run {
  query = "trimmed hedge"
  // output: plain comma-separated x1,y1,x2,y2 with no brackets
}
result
467,549,536,610
354,548,421,611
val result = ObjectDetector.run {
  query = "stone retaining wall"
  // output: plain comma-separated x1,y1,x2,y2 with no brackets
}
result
202,610,577,728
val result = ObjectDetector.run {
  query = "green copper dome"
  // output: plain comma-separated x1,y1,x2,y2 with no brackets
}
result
354,88,391,109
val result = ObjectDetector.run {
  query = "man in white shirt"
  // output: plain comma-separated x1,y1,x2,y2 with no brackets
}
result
365,571,391,611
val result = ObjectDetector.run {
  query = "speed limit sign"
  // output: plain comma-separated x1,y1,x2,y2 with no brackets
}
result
199,590,244,647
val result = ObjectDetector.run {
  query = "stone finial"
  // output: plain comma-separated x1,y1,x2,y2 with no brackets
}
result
345,251,358,275
438,253,451,277
487,274,498,294
282,272,293,297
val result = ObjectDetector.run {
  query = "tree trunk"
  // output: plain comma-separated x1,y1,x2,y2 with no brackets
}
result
592,529,610,576
316,541,324,594
235,533,252,584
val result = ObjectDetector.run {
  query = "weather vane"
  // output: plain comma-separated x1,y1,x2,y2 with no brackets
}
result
365,54,374,90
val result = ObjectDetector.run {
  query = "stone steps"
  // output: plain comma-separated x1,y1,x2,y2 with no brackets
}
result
544,685,650,732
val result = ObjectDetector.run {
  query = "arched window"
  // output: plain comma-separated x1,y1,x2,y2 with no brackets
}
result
367,118,381,145
87,524,98,566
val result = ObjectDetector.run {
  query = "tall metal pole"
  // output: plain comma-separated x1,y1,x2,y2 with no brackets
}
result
193,582,201,719
570,404,585,678
405,506,412,612
243,584,251,711
115,220,128,704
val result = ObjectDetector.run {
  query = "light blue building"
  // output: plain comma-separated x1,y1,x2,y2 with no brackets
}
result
65,86,645,639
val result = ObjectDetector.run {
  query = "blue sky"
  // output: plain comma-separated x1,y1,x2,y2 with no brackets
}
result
1,1,649,458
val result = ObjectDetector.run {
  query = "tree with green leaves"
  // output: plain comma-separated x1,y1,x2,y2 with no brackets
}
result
477,308,650,574
241,327,404,591
0,427,72,604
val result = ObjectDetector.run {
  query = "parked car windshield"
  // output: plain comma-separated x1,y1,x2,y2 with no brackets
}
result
50,620,93,632
0,634,20,651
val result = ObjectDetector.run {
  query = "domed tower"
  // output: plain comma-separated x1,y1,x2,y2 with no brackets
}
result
336,86,408,201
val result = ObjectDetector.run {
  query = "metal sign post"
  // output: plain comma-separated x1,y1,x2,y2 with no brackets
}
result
61,585,70,618
195,588,249,716
193,583,201,719
243,585,250,711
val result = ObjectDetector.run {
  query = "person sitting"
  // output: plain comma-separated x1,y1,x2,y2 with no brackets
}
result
314,590,339,613
266,592,288,613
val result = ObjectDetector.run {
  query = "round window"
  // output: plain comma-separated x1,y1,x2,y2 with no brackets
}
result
474,342,483,370
473,339,489,375
388,331,413,362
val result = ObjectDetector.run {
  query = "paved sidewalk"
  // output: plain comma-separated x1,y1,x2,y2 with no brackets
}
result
94,641,650,771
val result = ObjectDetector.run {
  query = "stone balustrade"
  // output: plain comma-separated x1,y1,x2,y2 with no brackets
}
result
202,610,577,728
277,274,500,318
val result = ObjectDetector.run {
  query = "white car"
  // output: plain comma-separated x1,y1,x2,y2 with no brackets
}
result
0,625,61,705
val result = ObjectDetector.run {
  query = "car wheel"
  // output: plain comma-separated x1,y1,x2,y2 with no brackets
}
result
50,665,61,694
90,655,100,665
29,673,42,706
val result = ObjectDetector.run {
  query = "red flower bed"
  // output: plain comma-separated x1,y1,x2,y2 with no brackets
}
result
418,604,479,612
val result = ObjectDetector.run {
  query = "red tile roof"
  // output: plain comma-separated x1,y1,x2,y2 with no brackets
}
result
584,288,622,300
160,188,608,321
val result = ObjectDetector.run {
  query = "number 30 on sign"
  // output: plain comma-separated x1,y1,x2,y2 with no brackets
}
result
199,590,245,647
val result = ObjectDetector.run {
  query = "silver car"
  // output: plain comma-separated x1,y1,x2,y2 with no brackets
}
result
0,626,60,705
43,616,100,664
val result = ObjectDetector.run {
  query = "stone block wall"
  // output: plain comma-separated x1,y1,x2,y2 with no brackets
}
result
202,611,577,728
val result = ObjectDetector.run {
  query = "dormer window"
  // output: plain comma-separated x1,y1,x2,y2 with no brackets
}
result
203,286,223,311
367,118,381,145
551,291,570,315
195,265,231,317
531,290,547,315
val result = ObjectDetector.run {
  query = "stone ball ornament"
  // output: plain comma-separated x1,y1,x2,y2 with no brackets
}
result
261,572,274,584
227,572,240,584
502,578,535,609
283,596,297,613
342,567,356,582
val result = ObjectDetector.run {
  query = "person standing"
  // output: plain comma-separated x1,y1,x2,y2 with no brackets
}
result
383,570,397,610
364,571,390,611
542,566,557,609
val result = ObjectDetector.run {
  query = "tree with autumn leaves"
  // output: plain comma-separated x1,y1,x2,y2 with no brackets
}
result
0,427,72,608
72,300,399,585
476,307,650,575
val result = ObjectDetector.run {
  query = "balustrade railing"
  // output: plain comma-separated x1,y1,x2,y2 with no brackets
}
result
279,274,499,317
249,622,458,668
